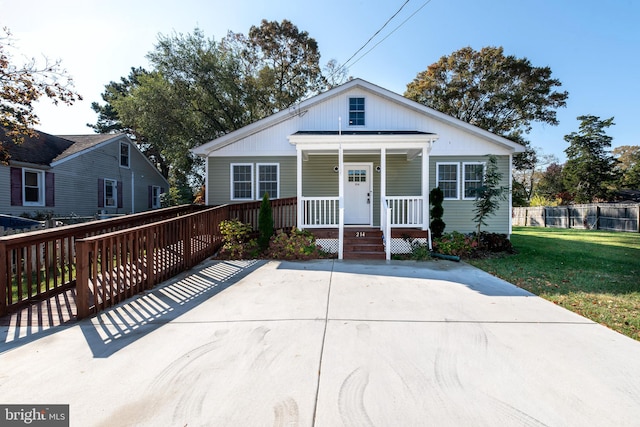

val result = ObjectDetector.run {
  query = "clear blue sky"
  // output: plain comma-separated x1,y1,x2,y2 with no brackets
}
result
2,0,638,163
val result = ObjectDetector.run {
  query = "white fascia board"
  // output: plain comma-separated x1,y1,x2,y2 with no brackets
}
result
289,133,438,146
49,135,122,167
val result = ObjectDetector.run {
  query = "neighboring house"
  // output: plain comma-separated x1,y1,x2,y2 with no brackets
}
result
1,129,169,218
191,79,525,257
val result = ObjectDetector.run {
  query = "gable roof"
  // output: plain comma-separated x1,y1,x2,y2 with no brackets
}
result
1,127,74,165
0,128,131,167
191,78,525,156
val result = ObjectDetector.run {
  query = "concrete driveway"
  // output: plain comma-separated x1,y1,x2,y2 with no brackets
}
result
1,259,640,426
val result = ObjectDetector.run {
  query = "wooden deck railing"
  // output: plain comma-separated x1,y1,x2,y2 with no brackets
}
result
75,206,228,318
2,198,298,319
228,197,297,230
0,205,205,317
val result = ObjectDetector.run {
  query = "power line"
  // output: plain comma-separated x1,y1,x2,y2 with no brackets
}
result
339,0,411,71
331,0,434,79
347,0,434,70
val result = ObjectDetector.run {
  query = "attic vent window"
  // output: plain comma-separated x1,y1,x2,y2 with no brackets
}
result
349,97,365,126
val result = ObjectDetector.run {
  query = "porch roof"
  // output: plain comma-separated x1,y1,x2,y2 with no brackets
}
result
288,130,438,157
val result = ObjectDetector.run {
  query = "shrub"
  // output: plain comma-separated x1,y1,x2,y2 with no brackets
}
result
408,240,432,260
429,187,446,239
218,219,259,259
432,231,478,257
266,228,328,260
474,232,514,253
258,193,274,251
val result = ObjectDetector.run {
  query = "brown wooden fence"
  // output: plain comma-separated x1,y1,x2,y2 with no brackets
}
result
0,205,205,317
1,197,299,319
513,203,640,232
75,206,229,318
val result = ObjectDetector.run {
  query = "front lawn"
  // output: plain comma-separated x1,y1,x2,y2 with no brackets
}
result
468,227,640,340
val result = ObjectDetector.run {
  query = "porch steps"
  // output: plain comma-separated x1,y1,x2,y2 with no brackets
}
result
342,228,386,260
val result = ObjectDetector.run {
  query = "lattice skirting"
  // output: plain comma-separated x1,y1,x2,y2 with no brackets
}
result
316,238,428,254
390,237,428,254
316,239,339,253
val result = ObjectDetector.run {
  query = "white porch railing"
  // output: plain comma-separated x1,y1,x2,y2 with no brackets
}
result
385,197,424,227
301,197,340,228
381,199,391,260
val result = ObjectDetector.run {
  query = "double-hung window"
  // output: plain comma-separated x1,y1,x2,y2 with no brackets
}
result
257,164,279,199
348,97,365,126
104,179,118,207
231,164,254,200
120,142,130,168
436,163,459,200
463,162,485,199
23,168,45,206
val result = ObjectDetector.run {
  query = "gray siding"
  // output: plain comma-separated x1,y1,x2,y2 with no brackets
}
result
430,155,511,234
0,138,168,218
208,156,297,205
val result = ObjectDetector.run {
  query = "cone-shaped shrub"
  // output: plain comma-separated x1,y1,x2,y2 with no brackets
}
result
258,192,274,251
429,187,446,239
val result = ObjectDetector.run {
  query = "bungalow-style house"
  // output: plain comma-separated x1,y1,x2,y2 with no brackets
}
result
191,79,525,259
1,129,169,218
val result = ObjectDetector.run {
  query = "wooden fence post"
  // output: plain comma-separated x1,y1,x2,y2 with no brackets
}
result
596,206,601,230
75,240,90,319
0,241,7,317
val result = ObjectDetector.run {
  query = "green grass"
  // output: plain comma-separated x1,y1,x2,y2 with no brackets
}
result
468,227,640,340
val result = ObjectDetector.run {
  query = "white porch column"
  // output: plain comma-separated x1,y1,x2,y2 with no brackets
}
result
380,147,386,230
508,154,513,236
296,148,303,229
338,143,344,259
422,145,429,231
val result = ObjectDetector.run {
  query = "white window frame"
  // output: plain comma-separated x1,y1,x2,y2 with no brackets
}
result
348,96,365,126
256,163,280,200
22,168,45,207
120,142,130,168
462,162,486,200
436,162,459,200
104,178,118,207
152,186,162,209
230,163,254,201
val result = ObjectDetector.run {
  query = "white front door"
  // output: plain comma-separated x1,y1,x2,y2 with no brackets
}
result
344,164,372,225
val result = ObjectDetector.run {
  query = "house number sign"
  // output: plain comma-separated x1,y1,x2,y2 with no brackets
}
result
355,231,366,237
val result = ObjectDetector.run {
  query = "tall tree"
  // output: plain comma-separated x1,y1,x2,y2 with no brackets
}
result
1,27,81,158
535,162,568,203
562,115,619,202
89,21,328,184
405,46,568,171
612,145,640,189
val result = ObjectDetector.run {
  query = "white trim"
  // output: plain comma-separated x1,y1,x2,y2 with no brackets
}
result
205,157,209,205
462,161,486,200
347,95,366,127
422,146,429,231
22,168,45,207
256,163,280,200
192,78,525,157
343,162,373,226
104,178,118,207
296,149,303,229
379,148,386,230
119,141,131,169
230,163,254,201
436,162,460,200
508,154,513,235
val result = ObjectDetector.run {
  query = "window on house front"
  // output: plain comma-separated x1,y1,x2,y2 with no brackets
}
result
152,186,162,208
257,164,279,199
120,142,130,168
436,163,459,199
463,162,485,199
231,164,253,200
23,169,45,206
348,169,366,182
349,97,365,126
105,179,117,207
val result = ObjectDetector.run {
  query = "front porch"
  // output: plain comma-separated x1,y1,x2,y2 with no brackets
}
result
288,130,438,260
